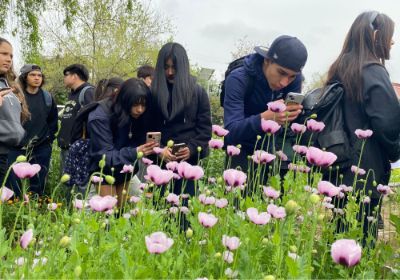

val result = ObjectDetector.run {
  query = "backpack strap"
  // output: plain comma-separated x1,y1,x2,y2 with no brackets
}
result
42,90,53,113
78,85,94,106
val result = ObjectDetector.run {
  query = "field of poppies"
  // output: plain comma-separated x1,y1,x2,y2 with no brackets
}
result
0,105,399,279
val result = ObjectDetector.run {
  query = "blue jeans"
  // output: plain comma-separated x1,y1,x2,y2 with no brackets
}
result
7,143,52,196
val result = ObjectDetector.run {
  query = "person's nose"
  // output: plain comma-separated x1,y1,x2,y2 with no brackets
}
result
137,105,145,114
280,77,290,88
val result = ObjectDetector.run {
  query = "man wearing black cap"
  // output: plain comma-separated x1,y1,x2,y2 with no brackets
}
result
7,64,58,196
224,35,308,175
57,64,94,174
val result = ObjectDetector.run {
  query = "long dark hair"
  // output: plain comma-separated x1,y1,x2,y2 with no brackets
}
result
325,11,394,102
151,42,196,121
94,77,123,101
18,71,46,91
111,78,149,127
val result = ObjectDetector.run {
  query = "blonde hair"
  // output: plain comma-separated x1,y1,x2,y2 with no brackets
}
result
0,38,30,123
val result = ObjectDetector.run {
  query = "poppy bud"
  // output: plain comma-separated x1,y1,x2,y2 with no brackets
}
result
60,174,70,183
16,155,27,163
105,175,115,185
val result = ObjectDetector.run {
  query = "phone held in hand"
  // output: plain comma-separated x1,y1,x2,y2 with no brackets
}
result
146,132,161,144
285,92,305,105
172,143,187,155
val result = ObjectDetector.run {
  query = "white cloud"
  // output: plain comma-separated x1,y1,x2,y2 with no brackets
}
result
150,0,400,83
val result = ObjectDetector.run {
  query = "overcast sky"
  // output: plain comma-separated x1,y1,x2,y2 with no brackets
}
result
150,0,400,84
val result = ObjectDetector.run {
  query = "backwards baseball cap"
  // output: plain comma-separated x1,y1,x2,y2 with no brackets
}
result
20,64,42,75
254,35,308,72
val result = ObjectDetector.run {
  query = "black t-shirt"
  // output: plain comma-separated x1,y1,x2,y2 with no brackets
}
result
21,90,49,147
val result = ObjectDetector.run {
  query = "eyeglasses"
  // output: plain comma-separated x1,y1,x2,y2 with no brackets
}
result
369,11,379,30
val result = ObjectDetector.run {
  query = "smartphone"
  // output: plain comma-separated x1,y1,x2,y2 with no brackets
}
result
146,132,161,144
0,87,11,93
285,92,305,105
172,143,187,155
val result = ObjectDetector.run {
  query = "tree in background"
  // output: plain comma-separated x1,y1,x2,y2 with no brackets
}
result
1,0,172,104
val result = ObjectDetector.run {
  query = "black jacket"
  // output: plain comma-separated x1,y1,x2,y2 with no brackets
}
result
87,100,147,173
340,63,400,197
151,84,212,164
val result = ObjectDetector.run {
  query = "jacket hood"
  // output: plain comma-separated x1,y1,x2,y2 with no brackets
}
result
243,54,265,81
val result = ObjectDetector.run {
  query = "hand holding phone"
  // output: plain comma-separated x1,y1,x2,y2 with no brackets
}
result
146,132,161,144
172,143,187,155
285,92,305,105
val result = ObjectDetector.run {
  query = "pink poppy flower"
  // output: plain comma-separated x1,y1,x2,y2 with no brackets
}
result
223,250,234,264
177,162,204,180
317,181,340,197
339,184,353,193
227,145,240,156
252,150,276,164
351,165,366,176
12,162,41,179
0,186,14,202
212,125,229,137
166,193,180,205
267,204,286,219
129,196,141,203
47,203,58,211
166,161,179,172
288,163,298,171
120,164,134,173
298,165,311,173
306,119,325,132
20,229,33,249
276,150,288,161
199,194,216,205
198,212,218,228
179,206,190,214
306,147,337,168
215,198,228,208
267,101,286,113
291,123,307,134
145,232,174,254
246,207,271,225
73,199,86,209
89,195,117,212
261,119,281,134
222,235,240,251
208,177,216,184
293,145,308,155
263,186,280,199
169,207,179,214
223,169,247,189
208,139,224,149
355,129,373,139
142,157,153,166
146,165,174,185
377,184,392,196
153,147,165,154
363,196,371,204
92,176,104,183
331,239,362,267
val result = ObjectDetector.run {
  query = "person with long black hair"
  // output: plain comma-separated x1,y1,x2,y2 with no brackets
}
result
87,78,158,206
326,11,400,244
151,42,212,197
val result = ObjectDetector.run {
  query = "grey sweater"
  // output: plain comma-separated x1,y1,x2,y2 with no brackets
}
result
0,93,25,154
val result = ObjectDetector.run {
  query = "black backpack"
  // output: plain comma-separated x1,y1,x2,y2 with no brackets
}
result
63,99,111,187
297,82,353,168
57,85,94,149
220,55,255,107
